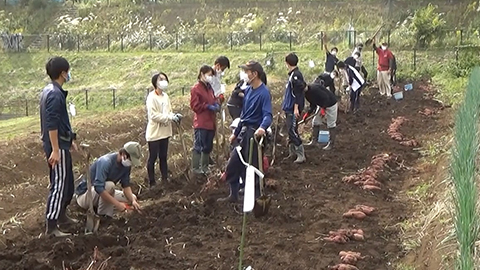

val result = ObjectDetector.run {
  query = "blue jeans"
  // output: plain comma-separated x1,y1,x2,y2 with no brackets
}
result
193,128,215,154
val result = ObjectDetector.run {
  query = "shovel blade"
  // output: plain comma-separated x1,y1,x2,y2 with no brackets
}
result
253,195,271,218
85,213,101,234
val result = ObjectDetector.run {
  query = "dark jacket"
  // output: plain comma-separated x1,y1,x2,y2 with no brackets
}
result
190,81,217,130
305,83,337,113
281,67,305,113
227,80,246,108
39,81,73,150
314,73,336,93
325,52,338,73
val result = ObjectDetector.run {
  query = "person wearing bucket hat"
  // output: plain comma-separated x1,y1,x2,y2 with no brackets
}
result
74,141,143,219
218,60,272,203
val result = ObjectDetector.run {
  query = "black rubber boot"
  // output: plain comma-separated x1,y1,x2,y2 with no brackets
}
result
217,182,240,203
323,127,336,150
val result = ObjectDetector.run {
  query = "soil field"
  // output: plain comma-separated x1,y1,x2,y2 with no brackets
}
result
0,81,448,270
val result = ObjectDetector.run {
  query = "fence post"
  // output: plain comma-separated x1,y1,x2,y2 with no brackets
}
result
77,35,80,52
320,31,324,50
47,34,50,52
455,48,459,62
353,30,356,48
182,86,185,95
107,34,110,51
460,29,463,45
85,89,89,110
259,33,262,51
112,88,116,109
175,32,178,50
289,31,292,51
120,34,124,52
202,33,206,52
230,33,233,50
413,49,417,71
149,33,152,51
25,99,28,116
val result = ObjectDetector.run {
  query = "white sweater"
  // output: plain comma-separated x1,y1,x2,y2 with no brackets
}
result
145,90,173,142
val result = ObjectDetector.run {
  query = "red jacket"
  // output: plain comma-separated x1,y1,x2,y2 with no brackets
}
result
190,81,216,130
375,47,393,71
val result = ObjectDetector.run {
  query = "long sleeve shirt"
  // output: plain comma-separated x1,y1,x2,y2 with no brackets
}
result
74,152,131,195
190,81,217,130
281,67,305,113
145,90,173,142
345,65,365,92
324,52,338,73
305,83,337,113
39,81,73,150
234,83,273,137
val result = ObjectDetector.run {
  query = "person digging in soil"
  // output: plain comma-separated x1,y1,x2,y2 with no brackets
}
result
302,82,338,150
145,73,183,187
190,65,219,180
74,142,142,219
336,61,365,114
314,70,338,95
282,52,306,164
218,61,272,203
40,56,79,237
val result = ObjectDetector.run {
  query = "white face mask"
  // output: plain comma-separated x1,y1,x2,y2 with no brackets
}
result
331,51,337,56
157,80,168,90
353,55,359,60
330,73,336,79
239,70,249,82
381,46,387,50
205,75,214,84
121,157,132,167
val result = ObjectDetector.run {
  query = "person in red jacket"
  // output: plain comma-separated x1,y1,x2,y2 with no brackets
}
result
373,39,394,97
190,65,219,179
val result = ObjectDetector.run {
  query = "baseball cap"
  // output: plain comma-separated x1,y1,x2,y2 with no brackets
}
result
123,141,142,166
238,60,264,74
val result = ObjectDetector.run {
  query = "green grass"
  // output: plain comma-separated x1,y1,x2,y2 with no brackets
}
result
450,67,480,270
0,116,38,140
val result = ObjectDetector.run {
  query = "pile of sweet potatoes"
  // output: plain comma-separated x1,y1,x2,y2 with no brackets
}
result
324,228,365,243
342,153,393,191
328,251,366,269
343,205,375,220
388,116,419,147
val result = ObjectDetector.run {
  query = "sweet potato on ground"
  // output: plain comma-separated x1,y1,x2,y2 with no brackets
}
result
329,264,359,270
352,233,364,241
354,205,375,215
342,210,367,220
363,184,381,191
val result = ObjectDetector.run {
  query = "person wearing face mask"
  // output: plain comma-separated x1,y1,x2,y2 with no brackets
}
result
337,61,365,114
314,70,338,94
74,142,143,220
218,61,272,203
322,32,339,73
145,72,182,187
373,40,394,97
190,65,218,179
210,56,230,104
282,52,306,164
40,56,79,237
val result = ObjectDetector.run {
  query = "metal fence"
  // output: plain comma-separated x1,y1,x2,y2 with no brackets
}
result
1,28,479,53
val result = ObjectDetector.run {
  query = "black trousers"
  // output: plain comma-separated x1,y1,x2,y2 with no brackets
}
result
43,145,74,222
147,138,169,183
350,86,363,111
285,113,302,146
225,127,262,198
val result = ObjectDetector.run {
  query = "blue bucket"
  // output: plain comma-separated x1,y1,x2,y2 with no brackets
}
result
318,130,330,143
404,83,413,91
393,91,404,100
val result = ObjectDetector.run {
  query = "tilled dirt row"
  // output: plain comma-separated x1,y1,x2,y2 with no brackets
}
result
0,82,447,270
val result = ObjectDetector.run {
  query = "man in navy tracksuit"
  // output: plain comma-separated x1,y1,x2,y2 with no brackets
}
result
218,61,272,203
39,57,78,237
282,53,306,164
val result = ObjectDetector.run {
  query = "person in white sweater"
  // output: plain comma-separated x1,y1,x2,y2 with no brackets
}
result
145,73,182,186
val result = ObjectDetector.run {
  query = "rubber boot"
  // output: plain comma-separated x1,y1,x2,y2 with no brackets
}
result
294,144,306,164
286,143,295,159
200,153,211,174
323,127,336,150
306,125,320,146
191,151,203,174
217,182,239,203
58,211,79,225
46,220,71,237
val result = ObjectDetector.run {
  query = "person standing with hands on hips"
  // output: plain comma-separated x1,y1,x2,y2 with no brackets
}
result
145,72,182,187
190,65,219,180
218,61,272,203
282,52,306,164
39,56,78,237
